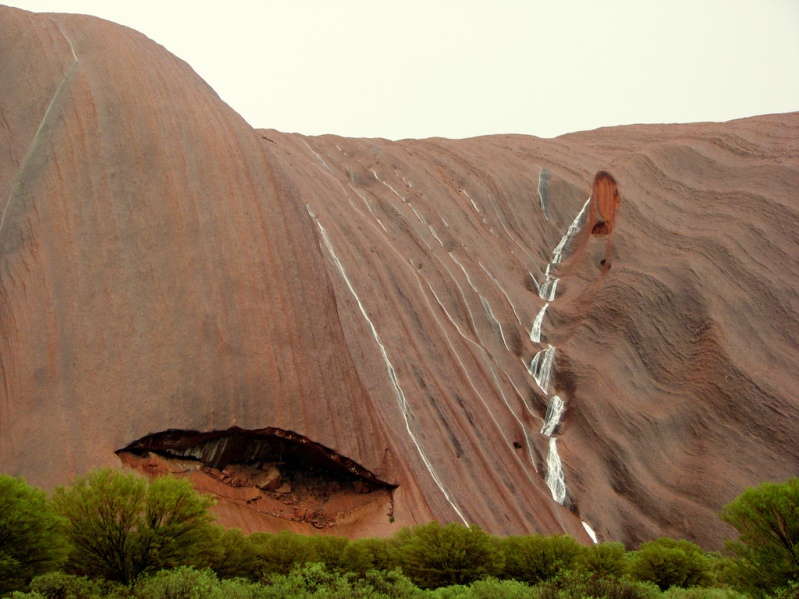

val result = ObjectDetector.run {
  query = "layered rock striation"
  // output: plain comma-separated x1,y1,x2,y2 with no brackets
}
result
2,7,797,547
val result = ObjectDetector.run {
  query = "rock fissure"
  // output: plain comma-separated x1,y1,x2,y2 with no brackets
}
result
117,427,396,531
117,426,396,487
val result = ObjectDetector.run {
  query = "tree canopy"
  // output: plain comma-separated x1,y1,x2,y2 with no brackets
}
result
51,468,217,584
394,521,503,589
720,477,799,595
0,474,69,594
628,537,713,590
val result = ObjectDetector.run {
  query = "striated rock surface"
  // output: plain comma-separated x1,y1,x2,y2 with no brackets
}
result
1,7,797,547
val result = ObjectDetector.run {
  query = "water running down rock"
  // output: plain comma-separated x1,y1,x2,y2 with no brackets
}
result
3,7,797,548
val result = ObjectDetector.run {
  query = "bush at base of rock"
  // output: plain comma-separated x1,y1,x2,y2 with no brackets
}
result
628,538,714,591
497,534,583,584
394,522,504,589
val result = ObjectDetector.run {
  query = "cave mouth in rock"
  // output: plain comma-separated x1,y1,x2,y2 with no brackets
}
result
116,426,396,490
117,427,396,531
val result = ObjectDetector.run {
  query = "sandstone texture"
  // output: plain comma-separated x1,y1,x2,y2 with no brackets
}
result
2,8,797,548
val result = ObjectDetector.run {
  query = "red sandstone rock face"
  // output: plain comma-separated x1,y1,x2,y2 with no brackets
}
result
2,8,798,548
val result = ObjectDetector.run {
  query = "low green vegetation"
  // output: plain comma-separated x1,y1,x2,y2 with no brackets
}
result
0,470,796,598
720,478,799,596
50,469,217,584
0,475,69,595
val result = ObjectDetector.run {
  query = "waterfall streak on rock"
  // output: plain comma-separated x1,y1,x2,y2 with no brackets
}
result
537,167,550,221
502,369,544,425
545,437,567,504
552,197,591,264
480,296,509,350
348,185,387,231
538,278,558,302
462,189,480,212
438,261,479,335
528,346,556,394
530,304,548,343
424,282,539,475
307,207,468,525
1,28,78,238
301,140,332,172
429,226,444,247
479,262,523,326
533,196,594,511
535,264,559,301
581,521,599,544
450,255,479,294
371,168,407,203
540,395,565,436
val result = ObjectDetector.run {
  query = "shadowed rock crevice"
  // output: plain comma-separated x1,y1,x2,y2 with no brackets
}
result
117,427,397,531
117,426,397,488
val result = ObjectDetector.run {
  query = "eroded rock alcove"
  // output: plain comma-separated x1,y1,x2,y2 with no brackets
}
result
589,171,621,235
117,427,396,532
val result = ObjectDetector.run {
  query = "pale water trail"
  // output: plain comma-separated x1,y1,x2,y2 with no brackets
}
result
581,521,599,544
540,395,565,436
530,303,548,343
530,196,594,513
1,27,78,238
481,296,509,351
423,280,540,475
552,197,591,264
348,185,388,232
534,264,559,302
301,140,333,172
528,346,556,394
462,189,480,213
307,206,469,525
429,225,444,247
479,262,523,326
537,167,550,221
545,437,567,504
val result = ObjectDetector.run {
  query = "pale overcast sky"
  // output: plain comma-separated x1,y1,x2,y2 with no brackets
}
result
4,1,799,139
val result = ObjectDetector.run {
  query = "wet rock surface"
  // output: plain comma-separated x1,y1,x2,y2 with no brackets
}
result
1,7,797,547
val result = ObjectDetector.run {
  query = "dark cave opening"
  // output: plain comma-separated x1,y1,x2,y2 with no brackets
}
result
116,426,396,491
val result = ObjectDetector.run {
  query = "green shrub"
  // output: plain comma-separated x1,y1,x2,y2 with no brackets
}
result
208,528,261,581
28,571,125,599
395,523,503,589
357,568,421,598
0,475,69,594
720,478,799,596
575,541,627,578
51,469,217,584
131,566,270,599
628,538,713,591
260,562,356,597
305,535,351,573
498,534,582,584
132,567,221,599
770,582,799,599
660,587,750,599
344,538,399,575
424,577,535,598
250,531,313,578
537,570,660,599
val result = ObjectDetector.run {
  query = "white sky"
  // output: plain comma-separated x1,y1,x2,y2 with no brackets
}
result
4,1,799,139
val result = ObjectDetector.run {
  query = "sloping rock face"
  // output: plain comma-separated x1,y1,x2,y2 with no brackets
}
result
0,8,418,537
2,8,797,548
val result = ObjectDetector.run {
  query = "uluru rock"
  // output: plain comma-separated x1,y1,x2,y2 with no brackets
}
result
1,7,797,548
